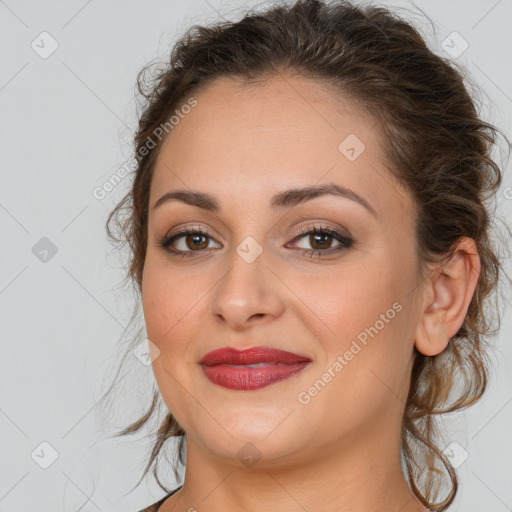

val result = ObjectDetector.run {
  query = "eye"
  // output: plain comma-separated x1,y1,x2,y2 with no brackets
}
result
287,224,353,257
156,227,221,258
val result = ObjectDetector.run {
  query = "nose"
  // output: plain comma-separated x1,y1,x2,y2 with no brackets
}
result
209,244,285,331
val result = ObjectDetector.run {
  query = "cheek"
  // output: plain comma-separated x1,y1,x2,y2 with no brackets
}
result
142,254,195,346
293,250,414,382
141,256,199,412
142,269,172,342
298,276,412,429
290,258,399,344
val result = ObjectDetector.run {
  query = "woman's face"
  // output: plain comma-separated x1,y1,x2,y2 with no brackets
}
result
142,75,424,467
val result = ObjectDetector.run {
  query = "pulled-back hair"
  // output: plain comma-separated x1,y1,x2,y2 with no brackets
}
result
102,1,510,509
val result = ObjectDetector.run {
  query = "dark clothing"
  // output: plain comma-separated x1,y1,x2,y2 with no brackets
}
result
138,485,182,511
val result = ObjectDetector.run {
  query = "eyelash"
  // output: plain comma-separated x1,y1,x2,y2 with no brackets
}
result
156,224,353,259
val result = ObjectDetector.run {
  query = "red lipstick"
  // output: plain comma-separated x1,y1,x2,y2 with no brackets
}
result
199,346,311,390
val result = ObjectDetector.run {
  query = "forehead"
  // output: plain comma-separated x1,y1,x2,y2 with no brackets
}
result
155,74,375,161
150,75,411,221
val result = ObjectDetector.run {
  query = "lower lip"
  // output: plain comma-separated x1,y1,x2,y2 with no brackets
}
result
201,362,311,390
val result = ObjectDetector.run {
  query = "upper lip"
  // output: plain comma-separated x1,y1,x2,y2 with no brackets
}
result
199,346,312,366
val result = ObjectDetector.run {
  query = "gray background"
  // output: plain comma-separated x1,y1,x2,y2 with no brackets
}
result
0,0,511,510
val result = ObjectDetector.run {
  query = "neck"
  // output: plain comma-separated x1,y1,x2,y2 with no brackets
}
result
163,420,430,512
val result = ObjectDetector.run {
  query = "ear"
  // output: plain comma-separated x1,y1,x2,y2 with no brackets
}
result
414,237,481,357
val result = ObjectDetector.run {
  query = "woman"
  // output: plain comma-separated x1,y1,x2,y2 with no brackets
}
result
103,0,509,510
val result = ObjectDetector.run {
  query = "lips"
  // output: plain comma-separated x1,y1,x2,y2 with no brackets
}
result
199,346,311,365
199,346,312,390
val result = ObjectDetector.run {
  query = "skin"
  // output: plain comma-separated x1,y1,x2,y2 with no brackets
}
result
141,74,480,512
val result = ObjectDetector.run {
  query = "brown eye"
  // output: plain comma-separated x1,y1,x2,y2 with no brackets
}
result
289,225,353,258
157,227,222,257
184,233,209,250
307,233,335,250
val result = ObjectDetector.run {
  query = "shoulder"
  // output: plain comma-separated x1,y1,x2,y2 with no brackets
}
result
137,486,183,512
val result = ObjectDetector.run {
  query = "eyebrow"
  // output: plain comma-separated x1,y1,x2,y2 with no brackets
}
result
152,182,378,218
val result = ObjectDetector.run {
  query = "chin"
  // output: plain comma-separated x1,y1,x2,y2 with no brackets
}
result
190,411,310,464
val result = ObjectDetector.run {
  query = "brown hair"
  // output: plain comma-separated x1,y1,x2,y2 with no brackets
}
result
99,0,510,509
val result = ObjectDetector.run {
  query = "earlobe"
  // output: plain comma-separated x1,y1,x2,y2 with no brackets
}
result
414,237,481,357
415,317,449,356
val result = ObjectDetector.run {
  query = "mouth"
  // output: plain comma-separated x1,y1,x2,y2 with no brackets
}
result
223,362,289,368
199,346,312,391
